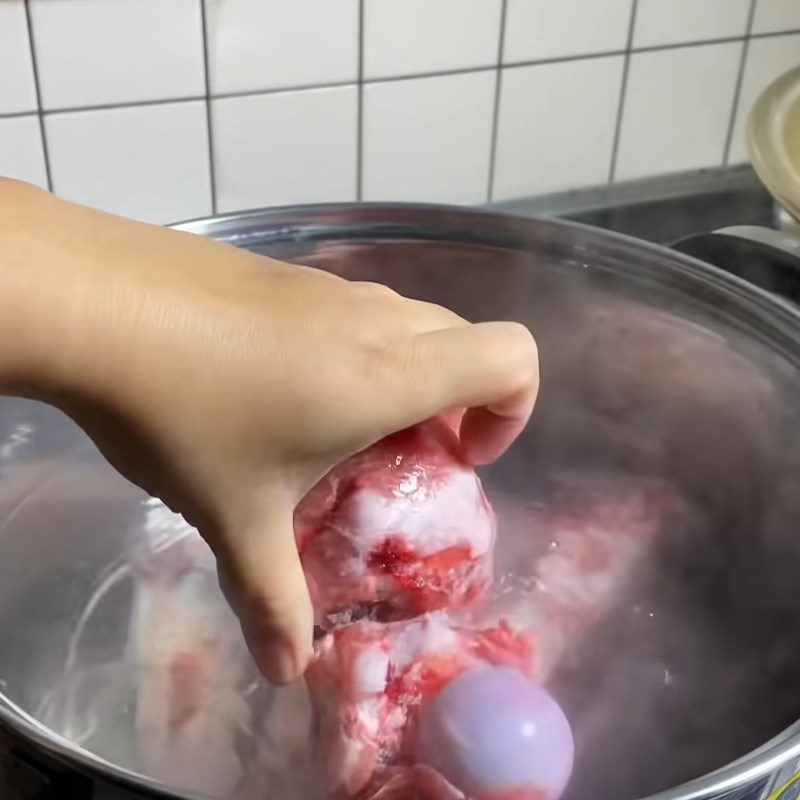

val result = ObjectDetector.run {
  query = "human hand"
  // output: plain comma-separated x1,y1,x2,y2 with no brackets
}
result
0,181,539,683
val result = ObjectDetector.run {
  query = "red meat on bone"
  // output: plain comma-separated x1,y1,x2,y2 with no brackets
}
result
298,421,680,800
294,419,495,628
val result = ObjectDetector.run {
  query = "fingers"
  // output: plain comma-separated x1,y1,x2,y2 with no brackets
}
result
407,322,539,464
216,504,314,685
457,394,533,466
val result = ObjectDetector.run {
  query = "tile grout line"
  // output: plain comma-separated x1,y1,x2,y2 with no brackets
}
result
722,0,758,166
362,62,498,84
26,94,211,118
608,0,639,183
356,0,365,202
205,79,356,103
0,109,39,121
199,0,217,215
2,26,799,125
486,0,508,204
629,28,766,54
22,0,52,192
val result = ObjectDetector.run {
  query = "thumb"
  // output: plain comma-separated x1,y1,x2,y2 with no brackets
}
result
216,504,314,685
409,321,539,463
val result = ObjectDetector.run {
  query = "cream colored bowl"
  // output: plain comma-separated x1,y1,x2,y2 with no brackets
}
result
748,64,800,225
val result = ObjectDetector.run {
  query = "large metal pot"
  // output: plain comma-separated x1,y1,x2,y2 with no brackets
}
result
3,205,800,800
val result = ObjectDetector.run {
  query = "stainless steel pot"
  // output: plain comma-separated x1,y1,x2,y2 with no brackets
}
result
3,204,800,800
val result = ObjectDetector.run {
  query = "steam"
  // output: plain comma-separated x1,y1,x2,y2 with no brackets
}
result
6,225,800,800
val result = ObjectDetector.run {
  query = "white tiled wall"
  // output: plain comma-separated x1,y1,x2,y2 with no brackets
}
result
206,0,359,94
0,0,799,224
503,0,631,62
0,1,37,115
615,42,742,181
363,71,495,203
29,0,205,109
493,55,624,199
45,101,212,222
632,0,751,48
213,86,358,211
364,0,501,78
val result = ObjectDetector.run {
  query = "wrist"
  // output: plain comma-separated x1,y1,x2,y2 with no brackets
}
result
0,180,120,408
0,180,64,398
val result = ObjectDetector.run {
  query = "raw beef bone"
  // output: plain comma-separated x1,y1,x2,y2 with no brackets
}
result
307,612,573,800
295,418,495,628
129,500,253,797
490,474,687,676
124,425,682,800
301,420,574,800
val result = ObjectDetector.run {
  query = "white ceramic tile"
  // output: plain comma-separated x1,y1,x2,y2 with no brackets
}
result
728,33,800,163
213,86,357,212
0,0,37,114
504,0,631,63
493,56,623,200
207,0,358,94
0,116,47,188
46,101,211,224
615,42,741,181
364,0,501,79
633,0,751,47
752,0,800,34
363,71,494,204
29,0,204,109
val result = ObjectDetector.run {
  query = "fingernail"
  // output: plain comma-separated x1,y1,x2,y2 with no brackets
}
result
259,639,300,685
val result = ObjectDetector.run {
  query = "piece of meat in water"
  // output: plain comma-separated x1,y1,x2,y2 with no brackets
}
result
130,513,324,800
306,472,681,800
128,427,680,800
491,475,684,675
307,612,551,800
301,422,576,800
127,418,496,799
129,500,252,797
295,419,495,627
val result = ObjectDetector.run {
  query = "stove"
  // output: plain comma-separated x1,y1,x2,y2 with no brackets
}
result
491,165,780,246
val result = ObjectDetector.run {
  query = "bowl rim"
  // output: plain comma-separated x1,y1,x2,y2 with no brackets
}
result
748,64,800,226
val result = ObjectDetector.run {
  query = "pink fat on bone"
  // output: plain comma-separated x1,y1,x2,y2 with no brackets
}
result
294,418,495,628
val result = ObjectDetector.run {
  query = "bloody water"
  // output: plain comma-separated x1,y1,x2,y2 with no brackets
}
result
33,473,800,800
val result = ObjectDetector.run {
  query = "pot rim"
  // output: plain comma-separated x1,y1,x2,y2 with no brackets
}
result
3,201,800,800
175,201,800,353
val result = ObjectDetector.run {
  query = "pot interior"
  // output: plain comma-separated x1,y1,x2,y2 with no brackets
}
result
2,209,800,800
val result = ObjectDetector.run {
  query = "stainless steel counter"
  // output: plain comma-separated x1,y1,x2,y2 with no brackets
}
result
490,166,778,246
